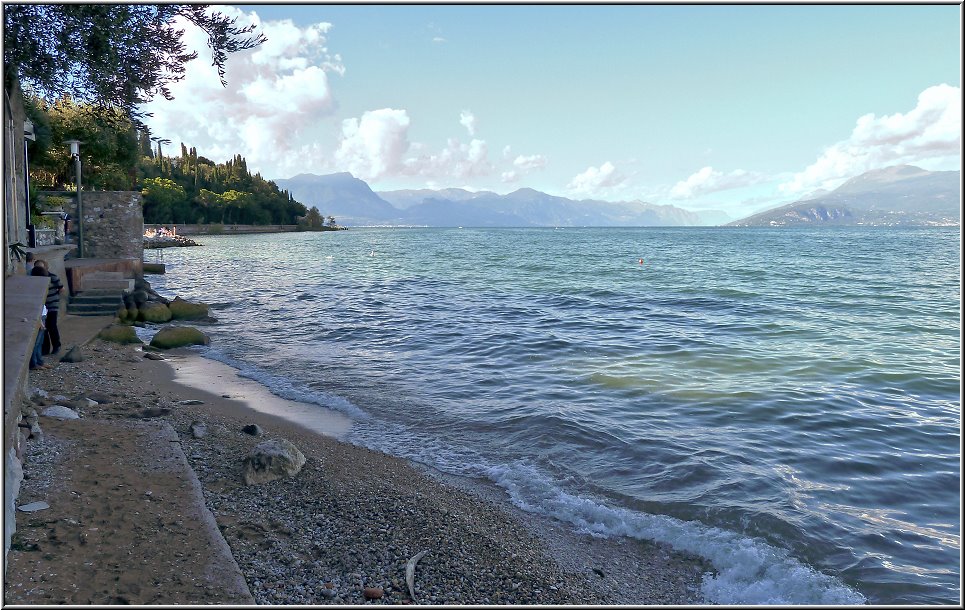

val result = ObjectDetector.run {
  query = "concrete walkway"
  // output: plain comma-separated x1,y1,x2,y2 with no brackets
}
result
5,313,255,603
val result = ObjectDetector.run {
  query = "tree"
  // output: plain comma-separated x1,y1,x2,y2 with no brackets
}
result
304,207,324,229
142,177,186,224
220,189,252,224
26,97,140,190
3,4,265,127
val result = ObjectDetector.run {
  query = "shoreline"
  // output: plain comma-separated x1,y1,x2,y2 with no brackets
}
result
7,338,710,604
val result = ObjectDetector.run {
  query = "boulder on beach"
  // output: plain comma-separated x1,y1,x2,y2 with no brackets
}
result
243,439,306,485
138,301,172,323
41,405,80,420
149,326,210,349
59,346,84,362
97,324,143,345
168,296,210,320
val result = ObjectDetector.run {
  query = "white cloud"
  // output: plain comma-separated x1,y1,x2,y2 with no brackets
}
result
566,162,627,197
780,84,961,194
514,154,547,171
670,166,765,199
459,110,478,137
501,153,548,183
432,36,447,44
334,109,411,181
141,7,344,179
403,137,493,180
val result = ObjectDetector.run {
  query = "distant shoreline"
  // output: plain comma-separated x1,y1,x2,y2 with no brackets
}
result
143,223,344,237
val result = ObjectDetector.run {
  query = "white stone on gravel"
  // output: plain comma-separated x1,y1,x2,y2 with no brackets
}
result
41,406,81,420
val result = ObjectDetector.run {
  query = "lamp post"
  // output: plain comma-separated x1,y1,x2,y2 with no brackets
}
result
65,139,83,257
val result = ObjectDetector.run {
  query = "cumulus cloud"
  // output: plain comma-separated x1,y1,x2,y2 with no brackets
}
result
566,162,627,197
334,109,411,180
670,166,765,199
502,153,548,183
141,7,344,179
780,84,961,194
459,110,478,137
404,137,493,180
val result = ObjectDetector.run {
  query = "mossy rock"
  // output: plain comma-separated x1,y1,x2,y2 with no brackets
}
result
168,296,209,320
97,324,142,345
138,301,172,323
116,305,139,324
150,326,210,350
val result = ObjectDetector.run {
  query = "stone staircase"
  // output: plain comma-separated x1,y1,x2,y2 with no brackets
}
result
66,272,134,317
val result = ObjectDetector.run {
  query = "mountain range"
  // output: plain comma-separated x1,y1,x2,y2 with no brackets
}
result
274,165,960,228
274,173,723,227
728,165,960,227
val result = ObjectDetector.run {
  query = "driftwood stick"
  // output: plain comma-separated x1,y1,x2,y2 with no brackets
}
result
405,550,429,601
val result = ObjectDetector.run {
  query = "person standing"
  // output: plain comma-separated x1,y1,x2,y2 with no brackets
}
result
29,304,49,370
31,262,64,355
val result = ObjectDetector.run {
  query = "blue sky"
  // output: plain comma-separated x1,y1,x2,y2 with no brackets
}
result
142,3,961,219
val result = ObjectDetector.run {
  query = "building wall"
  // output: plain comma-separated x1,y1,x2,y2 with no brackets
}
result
3,77,29,276
69,191,144,260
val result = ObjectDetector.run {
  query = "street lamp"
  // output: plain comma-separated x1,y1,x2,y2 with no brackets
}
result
65,139,83,257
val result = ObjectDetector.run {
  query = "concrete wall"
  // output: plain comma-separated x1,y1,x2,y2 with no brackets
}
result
3,275,49,565
69,191,144,261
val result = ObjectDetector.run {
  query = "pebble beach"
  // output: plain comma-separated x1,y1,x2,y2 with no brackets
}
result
6,335,711,605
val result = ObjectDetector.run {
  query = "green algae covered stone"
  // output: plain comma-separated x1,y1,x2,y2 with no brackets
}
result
150,326,210,350
168,296,209,320
138,301,172,323
97,324,143,345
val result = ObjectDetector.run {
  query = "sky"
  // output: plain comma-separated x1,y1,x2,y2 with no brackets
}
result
142,3,962,219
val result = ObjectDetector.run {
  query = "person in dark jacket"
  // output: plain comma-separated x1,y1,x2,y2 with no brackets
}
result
31,261,64,355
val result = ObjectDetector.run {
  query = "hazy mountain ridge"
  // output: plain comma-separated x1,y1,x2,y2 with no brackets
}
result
729,165,960,227
276,173,722,226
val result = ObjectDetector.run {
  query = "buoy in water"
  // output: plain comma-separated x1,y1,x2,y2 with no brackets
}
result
638,258,644,265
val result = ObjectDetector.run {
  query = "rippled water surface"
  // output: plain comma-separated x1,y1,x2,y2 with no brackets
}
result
149,227,960,604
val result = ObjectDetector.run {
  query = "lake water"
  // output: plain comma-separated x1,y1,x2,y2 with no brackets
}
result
146,226,960,605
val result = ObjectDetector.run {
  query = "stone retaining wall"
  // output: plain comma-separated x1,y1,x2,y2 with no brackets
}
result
145,223,300,236
69,192,143,260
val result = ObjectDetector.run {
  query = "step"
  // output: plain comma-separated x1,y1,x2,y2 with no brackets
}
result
66,303,123,316
82,278,134,292
80,271,134,293
68,292,124,305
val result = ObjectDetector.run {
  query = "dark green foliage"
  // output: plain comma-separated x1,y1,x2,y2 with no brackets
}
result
23,97,308,225
134,144,308,225
3,4,265,128
26,97,140,190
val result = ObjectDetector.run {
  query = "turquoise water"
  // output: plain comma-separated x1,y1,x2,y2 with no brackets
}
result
148,227,960,604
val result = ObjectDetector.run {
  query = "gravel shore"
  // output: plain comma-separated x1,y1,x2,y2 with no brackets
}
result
9,338,712,604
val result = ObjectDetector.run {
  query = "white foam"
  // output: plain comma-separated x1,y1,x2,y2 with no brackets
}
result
194,347,370,421
483,461,867,605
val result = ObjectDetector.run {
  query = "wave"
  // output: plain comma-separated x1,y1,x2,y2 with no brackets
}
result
347,417,865,605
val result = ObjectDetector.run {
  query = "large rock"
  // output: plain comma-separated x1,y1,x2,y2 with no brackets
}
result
243,439,306,485
59,346,84,362
97,324,142,345
149,326,210,349
138,301,172,323
168,296,209,320
41,405,80,420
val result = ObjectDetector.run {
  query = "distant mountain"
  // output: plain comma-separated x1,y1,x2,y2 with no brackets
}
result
729,165,960,227
274,172,721,227
379,188,496,209
274,172,405,225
